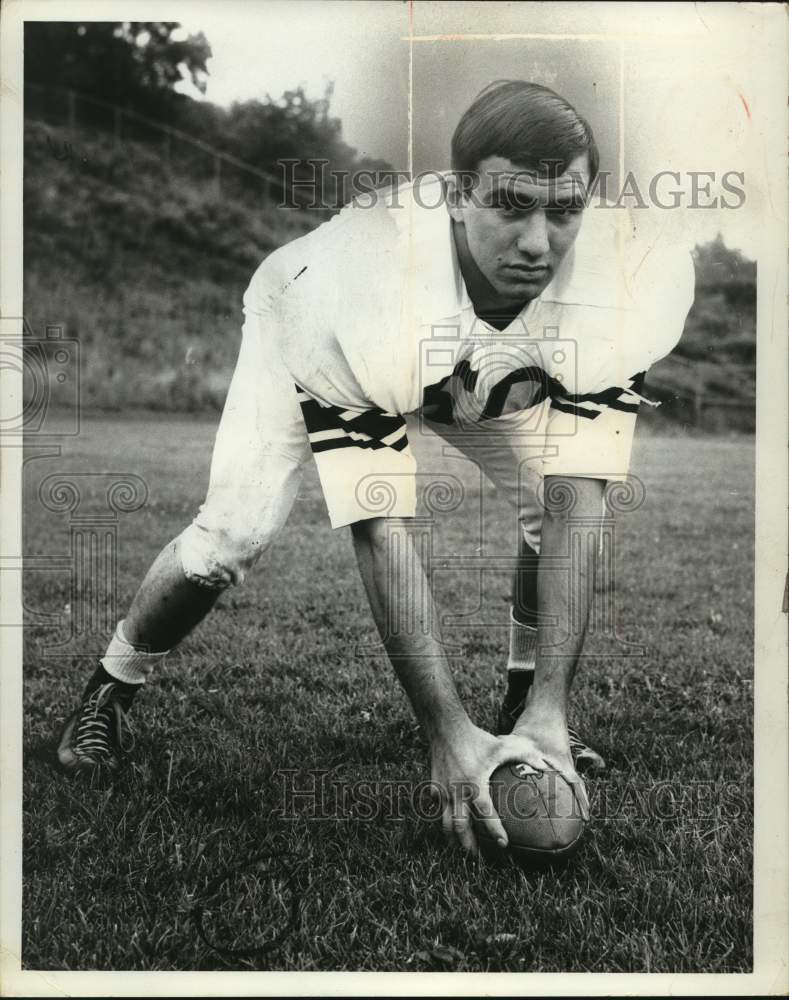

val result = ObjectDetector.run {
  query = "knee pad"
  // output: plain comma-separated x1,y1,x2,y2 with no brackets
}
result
177,521,265,590
518,511,542,555
519,523,541,555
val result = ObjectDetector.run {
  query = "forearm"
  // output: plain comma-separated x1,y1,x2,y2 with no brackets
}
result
518,476,605,726
351,518,470,740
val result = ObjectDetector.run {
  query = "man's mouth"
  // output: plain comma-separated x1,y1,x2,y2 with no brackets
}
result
503,264,549,277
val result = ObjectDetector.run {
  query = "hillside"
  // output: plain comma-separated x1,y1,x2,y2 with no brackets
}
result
24,118,318,411
23,118,756,428
644,236,755,433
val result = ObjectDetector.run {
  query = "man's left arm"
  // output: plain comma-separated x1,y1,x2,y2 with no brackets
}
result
511,241,696,762
511,474,605,771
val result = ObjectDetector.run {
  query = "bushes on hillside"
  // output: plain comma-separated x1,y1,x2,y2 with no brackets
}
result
23,120,317,411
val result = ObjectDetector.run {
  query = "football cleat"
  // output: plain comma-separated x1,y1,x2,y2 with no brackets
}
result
496,670,536,736
57,682,135,774
496,679,606,775
566,725,606,776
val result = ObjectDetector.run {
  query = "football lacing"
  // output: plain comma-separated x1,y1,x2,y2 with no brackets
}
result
567,725,601,765
567,726,589,756
73,683,135,760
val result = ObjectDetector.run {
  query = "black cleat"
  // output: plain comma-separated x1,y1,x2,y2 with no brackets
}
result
57,682,135,774
496,694,527,738
566,725,607,776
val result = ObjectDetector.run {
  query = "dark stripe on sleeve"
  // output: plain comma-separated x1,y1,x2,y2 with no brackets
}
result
295,384,409,457
603,399,640,414
549,398,603,420
299,397,345,434
341,409,405,439
309,436,372,454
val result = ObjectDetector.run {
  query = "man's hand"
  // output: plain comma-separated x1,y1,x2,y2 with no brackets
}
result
511,707,591,817
429,718,588,856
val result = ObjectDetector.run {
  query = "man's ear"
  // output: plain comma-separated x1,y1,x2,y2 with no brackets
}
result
445,172,466,223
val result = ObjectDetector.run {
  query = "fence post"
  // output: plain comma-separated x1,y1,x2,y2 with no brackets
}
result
214,154,222,197
113,107,122,151
694,364,706,427
163,130,171,175
67,90,76,130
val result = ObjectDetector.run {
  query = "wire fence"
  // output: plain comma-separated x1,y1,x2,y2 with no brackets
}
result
646,354,755,429
24,83,331,217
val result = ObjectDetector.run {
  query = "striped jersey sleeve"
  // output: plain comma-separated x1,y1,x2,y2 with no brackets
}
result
540,371,652,481
540,243,696,480
296,386,409,455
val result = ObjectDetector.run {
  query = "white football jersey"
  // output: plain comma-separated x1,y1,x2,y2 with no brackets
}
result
242,174,695,482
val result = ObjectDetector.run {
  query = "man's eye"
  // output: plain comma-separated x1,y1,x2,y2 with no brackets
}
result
492,198,531,214
547,206,582,220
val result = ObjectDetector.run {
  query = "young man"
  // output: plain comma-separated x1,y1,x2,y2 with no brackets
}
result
57,81,694,855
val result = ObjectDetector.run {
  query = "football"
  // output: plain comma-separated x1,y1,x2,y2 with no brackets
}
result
478,764,587,867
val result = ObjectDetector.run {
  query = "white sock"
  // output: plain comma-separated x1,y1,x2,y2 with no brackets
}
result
507,610,537,672
100,620,169,685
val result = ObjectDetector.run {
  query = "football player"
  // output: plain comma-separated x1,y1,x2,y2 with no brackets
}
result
57,81,694,855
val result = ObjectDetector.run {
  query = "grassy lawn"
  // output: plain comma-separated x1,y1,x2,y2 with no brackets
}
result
22,416,754,972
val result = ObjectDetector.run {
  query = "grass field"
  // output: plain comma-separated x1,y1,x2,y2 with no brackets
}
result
22,416,754,972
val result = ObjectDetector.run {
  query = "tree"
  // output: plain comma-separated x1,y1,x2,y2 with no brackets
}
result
24,24,393,205
24,22,211,119
221,86,392,206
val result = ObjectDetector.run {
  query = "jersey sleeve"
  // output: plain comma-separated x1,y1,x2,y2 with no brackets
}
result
241,242,301,327
625,244,697,370
541,246,696,481
540,372,648,481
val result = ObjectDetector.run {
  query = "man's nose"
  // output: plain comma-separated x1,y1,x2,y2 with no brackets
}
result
515,212,550,259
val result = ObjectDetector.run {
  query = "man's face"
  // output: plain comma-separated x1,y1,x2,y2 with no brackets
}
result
451,154,591,301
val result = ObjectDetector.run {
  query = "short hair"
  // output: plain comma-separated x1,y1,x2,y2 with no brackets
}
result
451,80,599,181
